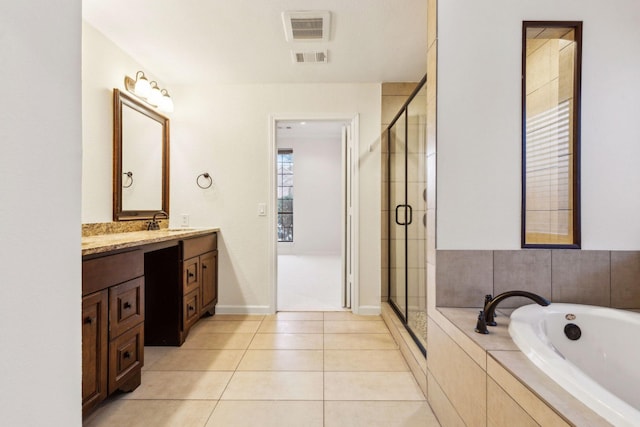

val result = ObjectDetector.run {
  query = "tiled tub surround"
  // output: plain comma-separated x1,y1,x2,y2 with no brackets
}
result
436,250,640,309
427,308,610,426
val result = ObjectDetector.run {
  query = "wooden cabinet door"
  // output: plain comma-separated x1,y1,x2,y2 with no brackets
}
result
200,251,217,312
109,277,145,339
183,289,200,331
183,256,200,295
82,290,108,415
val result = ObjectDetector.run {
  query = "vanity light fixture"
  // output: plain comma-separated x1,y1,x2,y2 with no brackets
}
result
133,71,151,97
124,71,174,113
147,81,163,106
160,89,174,113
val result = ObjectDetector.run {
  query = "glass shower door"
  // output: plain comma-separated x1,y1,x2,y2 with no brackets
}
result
406,85,427,349
389,111,408,320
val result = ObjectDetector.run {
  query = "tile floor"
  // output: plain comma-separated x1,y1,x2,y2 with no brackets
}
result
84,312,440,427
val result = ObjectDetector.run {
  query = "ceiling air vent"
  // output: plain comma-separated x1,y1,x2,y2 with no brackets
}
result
282,11,331,42
292,50,328,64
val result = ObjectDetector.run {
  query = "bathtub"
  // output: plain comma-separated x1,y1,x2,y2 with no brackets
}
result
508,303,640,427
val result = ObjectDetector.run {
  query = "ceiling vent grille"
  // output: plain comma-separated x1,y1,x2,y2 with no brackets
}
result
292,50,328,64
282,11,331,42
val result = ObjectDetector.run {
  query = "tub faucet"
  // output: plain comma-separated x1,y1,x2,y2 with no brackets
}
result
147,211,168,230
475,290,550,334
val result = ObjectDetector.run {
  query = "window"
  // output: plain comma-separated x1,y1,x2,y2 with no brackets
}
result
522,21,582,248
277,149,294,242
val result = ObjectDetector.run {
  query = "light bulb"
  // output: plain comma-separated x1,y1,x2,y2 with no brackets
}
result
134,73,151,98
160,91,174,113
148,82,162,106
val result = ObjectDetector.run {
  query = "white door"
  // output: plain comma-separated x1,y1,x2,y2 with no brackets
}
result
341,125,353,308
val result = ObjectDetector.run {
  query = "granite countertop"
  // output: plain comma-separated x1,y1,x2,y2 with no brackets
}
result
82,227,220,256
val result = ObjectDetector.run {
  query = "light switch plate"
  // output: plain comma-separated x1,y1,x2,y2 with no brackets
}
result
258,203,267,216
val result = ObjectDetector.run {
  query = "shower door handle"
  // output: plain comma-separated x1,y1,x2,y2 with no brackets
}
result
395,204,413,226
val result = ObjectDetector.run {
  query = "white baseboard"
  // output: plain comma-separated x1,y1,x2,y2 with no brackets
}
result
356,305,382,316
215,305,274,315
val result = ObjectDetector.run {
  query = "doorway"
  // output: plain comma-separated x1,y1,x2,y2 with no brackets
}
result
269,116,358,312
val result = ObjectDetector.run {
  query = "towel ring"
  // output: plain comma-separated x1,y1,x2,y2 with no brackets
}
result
197,172,213,189
123,171,133,188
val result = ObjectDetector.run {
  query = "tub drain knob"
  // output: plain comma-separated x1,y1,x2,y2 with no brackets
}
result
564,323,582,340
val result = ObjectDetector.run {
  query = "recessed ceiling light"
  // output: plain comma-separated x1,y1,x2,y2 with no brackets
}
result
300,121,306,125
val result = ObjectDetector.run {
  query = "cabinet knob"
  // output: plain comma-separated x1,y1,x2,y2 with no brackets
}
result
188,271,195,278
123,302,132,309
188,305,195,311
123,351,131,359
202,265,207,269
84,316,94,325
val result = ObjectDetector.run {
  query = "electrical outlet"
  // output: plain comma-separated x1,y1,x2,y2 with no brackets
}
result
181,214,190,227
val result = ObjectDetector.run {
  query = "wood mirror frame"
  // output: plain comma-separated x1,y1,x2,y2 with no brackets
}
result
521,21,582,248
113,89,170,221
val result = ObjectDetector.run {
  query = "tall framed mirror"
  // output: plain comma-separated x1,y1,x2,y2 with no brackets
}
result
522,21,582,248
113,89,170,221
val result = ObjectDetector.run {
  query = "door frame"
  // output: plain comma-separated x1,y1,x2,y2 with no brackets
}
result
267,113,360,314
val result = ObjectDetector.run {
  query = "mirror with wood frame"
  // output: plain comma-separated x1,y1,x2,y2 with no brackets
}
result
522,21,582,248
113,89,170,221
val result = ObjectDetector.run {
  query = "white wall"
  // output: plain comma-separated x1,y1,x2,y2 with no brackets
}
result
81,23,382,312
0,2,82,425
82,21,169,223
169,84,381,313
437,0,640,250
277,135,342,255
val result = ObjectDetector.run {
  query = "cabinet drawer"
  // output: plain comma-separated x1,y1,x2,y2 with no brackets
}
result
109,277,144,339
82,290,108,414
183,257,200,294
182,233,216,260
183,289,200,331
108,323,144,394
83,250,143,296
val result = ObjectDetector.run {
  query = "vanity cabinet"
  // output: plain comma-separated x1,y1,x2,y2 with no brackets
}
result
82,250,144,417
181,234,218,337
82,229,219,415
82,290,108,415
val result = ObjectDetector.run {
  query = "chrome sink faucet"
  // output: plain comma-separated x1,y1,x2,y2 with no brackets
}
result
475,290,550,334
147,211,168,230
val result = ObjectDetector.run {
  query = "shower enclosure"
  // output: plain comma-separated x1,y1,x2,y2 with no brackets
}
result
387,77,427,354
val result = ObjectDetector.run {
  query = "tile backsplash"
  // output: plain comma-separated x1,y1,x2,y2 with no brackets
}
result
82,220,167,237
436,250,640,309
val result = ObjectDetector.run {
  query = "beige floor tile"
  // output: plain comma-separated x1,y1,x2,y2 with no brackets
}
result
188,320,261,334
257,320,324,333
208,314,265,321
325,372,425,401
249,333,323,350
264,311,324,320
325,401,440,427
181,332,254,350
84,399,217,427
324,333,398,350
120,371,232,400
324,312,382,321
142,346,173,371
237,349,323,371
324,320,390,334
205,401,323,427
221,371,324,400
149,349,244,371
324,350,409,372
